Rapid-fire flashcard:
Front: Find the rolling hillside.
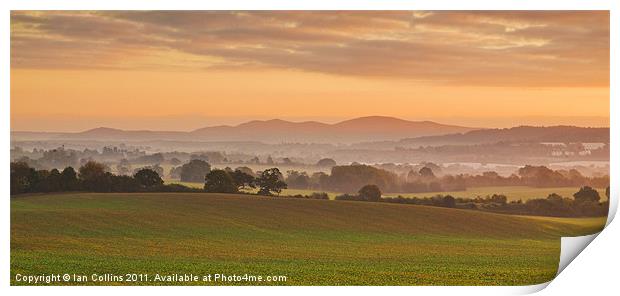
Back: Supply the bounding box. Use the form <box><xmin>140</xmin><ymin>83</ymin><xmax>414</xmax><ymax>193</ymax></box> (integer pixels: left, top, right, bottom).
<box><xmin>397</xmin><ymin>126</ymin><xmax>610</xmax><ymax>146</ymax></box>
<box><xmin>11</xmin><ymin>193</ymin><xmax>605</xmax><ymax>285</ymax></box>
<box><xmin>11</xmin><ymin>116</ymin><xmax>477</xmax><ymax>144</ymax></box>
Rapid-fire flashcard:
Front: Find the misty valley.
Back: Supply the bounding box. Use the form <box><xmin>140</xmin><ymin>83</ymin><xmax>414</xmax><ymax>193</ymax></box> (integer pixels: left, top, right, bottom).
<box><xmin>11</xmin><ymin>117</ymin><xmax>610</xmax><ymax>218</ymax></box>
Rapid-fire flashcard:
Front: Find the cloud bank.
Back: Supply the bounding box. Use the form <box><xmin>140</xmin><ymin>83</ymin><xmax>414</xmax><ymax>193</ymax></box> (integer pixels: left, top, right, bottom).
<box><xmin>11</xmin><ymin>11</ymin><xmax>609</xmax><ymax>87</ymax></box>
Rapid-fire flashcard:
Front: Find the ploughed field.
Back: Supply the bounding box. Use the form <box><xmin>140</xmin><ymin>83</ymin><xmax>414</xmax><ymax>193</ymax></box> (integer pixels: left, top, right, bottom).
<box><xmin>11</xmin><ymin>193</ymin><xmax>606</xmax><ymax>285</ymax></box>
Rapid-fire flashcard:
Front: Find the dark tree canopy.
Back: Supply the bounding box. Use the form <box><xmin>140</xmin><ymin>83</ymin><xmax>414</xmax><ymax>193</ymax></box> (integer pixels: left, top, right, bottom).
<box><xmin>79</xmin><ymin>161</ymin><xmax>107</xmax><ymax>191</ymax></box>
<box><xmin>235</xmin><ymin>166</ymin><xmax>255</xmax><ymax>177</ymax></box>
<box><xmin>133</xmin><ymin>168</ymin><xmax>164</xmax><ymax>188</ymax></box>
<box><xmin>10</xmin><ymin>161</ymin><xmax>37</xmax><ymax>194</ymax></box>
<box><xmin>230</xmin><ymin>169</ymin><xmax>256</xmax><ymax>190</ymax></box>
<box><xmin>256</xmin><ymin>168</ymin><xmax>287</xmax><ymax>196</ymax></box>
<box><xmin>60</xmin><ymin>166</ymin><xmax>79</xmax><ymax>191</ymax></box>
<box><xmin>443</xmin><ymin>195</ymin><xmax>456</xmax><ymax>208</ymax></box>
<box><xmin>358</xmin><ymin>184</ymin><xmax>381</xmax><ymax>202</ymax></box>
<box><xmin>573</xmin><ymin>186</ymin><xmax>601</xmax><ymax>203</ymax></box>
<box><xmin>180</xmin><ymin>159</ymin><xmax>211</xmax><ymax>183</ymax></box>
<box><xmin>204</xmin><ymin>170</ymin><xmax>238</xmax><ymax>193</ymax></box>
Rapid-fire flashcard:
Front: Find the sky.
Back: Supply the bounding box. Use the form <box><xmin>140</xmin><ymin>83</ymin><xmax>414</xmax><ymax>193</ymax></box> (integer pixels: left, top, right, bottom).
<box><xmin>10</xmin><ymin>11</ymin><xmax>610</xmax><ymax>132</ymax></box>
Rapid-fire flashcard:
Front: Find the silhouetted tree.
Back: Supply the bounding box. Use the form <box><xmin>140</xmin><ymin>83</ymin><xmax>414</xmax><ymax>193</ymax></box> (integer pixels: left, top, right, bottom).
<box><xmin>573</xmin><ymin>186</ymin><xmax>600</xmax><ymax>203</ymax></box>
<box><xmin>257</xmin><ymin>168</ymin><xmax>287</xmax><ymax>196</ymax></box>
<box><xmin>133</xmin><ymin>164</ymin><xmax>164</xmax><ymax>178</ymax></box>
<box><xmin>443</xmin><ymin>195</ymin><xmax>456</xmax><ymax>208</ymax></box>
<box><xmin>60</xmin><ymin>166</ymin><xmax>79</xmax><ymax>191</ymax></box>
<box><xmin>204</xmin><ymin>170</ymin><xmax>238</xmax><ymax>193</ymax></box>
<box><xmin>41</xmin><ymin>168</ymin><xmax>63</xmax><ymax>192</ymax></box>
<box><xmin>79</xmin><ymin>161</ymin><xmax>107</xmax><ymax>191</ymax></box>
<box><xmin>230</xmin><ymin>169</ymin><xmax>256</xmax><ymax>190</ymax></box>
<box><xmin>358</xmin><ymin>184</ymin><xmax>381</xmax><ymax>202</ymax></box>
<box><xmin>235</xmin><ymin>166</ymin><xmax>255</xmax><ymax>177</ymax></box>
<box><xmin>134</xmin><ymin>168</ymin><xmax>164</xmax><ymax>188</ymax></box>
<box><xmin>10</xmin><ymin>161</ymin><xmax>37</xmax><ymax>194</ymax></box>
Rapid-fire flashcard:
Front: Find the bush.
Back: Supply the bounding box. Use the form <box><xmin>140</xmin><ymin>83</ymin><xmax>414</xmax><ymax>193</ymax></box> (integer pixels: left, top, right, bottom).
<box><xmin>358</xmin><ymin>184</ymin><xmax>381</xmax><ymax>202</ymax></box>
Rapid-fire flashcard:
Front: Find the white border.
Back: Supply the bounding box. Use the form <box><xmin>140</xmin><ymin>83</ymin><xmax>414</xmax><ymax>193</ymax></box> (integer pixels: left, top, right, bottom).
<box><xmin>2</xmin><ymin>1</ymin><xmax>617</xmax><ymax>295</ymax></box>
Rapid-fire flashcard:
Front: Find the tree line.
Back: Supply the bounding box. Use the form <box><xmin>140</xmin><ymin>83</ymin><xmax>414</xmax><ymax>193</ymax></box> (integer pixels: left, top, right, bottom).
<box><xmin>334</xmin><ymin>184</ymin><xmax>609</xmax><ymax>217</ymax></box>
<box><xmin>284</xmin><ymin>164</ymin><xmax>609</xmax><ymax>194</ymax></box>
<box><xmin>10</xmin><ymin>161</ymin><xmax>288</xmax><ymax>196</ymax></box>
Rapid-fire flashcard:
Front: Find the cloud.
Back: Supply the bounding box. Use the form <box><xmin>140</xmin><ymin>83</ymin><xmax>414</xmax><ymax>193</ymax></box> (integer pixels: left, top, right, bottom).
<box><xmin>10</xmin><ymin>11</ymin><xmax>609</xmax><ymax>87</ymax></box>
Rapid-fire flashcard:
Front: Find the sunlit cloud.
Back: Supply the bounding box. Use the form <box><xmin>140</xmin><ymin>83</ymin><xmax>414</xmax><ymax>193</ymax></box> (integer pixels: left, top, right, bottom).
<box><xmin>10</xmin><ymin>11</ymin><xmax>609</xmax><ymax>87</ymax></box>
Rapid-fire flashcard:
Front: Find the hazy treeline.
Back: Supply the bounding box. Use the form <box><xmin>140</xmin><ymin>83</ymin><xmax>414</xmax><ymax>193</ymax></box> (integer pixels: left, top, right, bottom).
<box><xmin>11</xmin><ymin>160</ymin><xmax>609</xmax><ymax>217</ymax></box>
<box><xmin>10</xmin><ymin>146</ymin><xmax>331</xmax><ymax>175</ymax></box>
<box><xmin>285</xmin><ymin>164</ymin><xmax>609</xmax><ymax>194</ymax></box>
<box><xmin>11</xmin><ymin>137</ymin><xmax>610</xmax><ymax>178</ymax></box>
<box><xmin>336</xmin><ymin>184</ymin><xmax>609</xmax><ymax>217</ymax></box>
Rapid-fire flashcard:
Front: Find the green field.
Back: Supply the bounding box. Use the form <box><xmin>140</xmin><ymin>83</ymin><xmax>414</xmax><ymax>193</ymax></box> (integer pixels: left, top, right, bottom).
<box><xmin>11</xmin><ymin>193</ymin><xmax>606</xmax><ymax>285</ymax></box>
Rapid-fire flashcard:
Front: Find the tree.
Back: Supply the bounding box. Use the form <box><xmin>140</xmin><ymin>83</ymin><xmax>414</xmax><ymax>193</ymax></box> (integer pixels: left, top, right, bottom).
<box><xmin>133</xmin><ymin>164</ymin><xmax>164</xmax><ymax>178</ymax></box>
<box><xmin>230</xmin><ymin>169</ymin><xmax>255</xmax><ymax>190</ymax></box>
<box><xmin>358</xmin><ymin>184</ymin><xmax>381</xmax><ymax>202</ymax></box>
<box><xmin>10</xmin><ymin>161</ymin><xmax>37</xmax><ymax>194</ymax></box>
<box><xmin>43</xmin><ymin>168</ymin><xmax>63</xmax><ymax>192</ymax></box>
<box><xmin>134</xmin><ymin>168</ymin><xmax>164</xmax><ymax>188</ymax></box>
<box><xmin>60</xmin><ymin>166</ymin><xmax>79</xmax><ymax>191</ymax></box>
<box><xmin>204</xmin><ymin>170</ymin><xmax>238</xmax><ymax>193</ymax></box>
<box><xmin>573</xmin><ymin>186</ymin><xmax>600</xmax><ymax>203</ymax></box>
<box><xmin>443</xmin><ymin>195</ymin><xmax>456</xmax><ymax>208</ymax></box>
<box><xmin>285</xmin><ymin>170</ymin><xmax>310</xmax><ymax>189</ymax></box>
<box><xmin>235</xmin><ymin>166</ymin><xmax>255</xmax><ymax>177</ymax></box>
<box><xmin>79</xmin><ymin>161</ymin><xmax>107</xmax><ymax>191</ymax></box>
<box><xmin>328</xmin><ymin>164</ymin><xmax>398</xmax><ymax>193</ymax></box>
<box><xmin>310</xmin><ymin>172</ymin><xmax>330</xmax><ymax>189</ymax></box>
<box><xmin>418</xmin><ymin>167</ymin><xmax>435</xmax><ymax>178</ymax></box>
<box><xmin>316</xmin><ymin>158</ymin><xmax>337</xmax><ymax>167</ymax></box>
<box><xmin>179</xmin><ymin>159</ymin><xmax>211</xmax><ymax>183</ymax></box>
<box><xmin>256</xmin><ymin>168</ymin><xmax>287</xmax><ymax>196</ymax></box>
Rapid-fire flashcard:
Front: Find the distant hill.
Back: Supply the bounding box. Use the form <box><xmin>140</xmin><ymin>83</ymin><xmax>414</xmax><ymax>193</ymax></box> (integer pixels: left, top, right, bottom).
<box><xmin>395</xmin><ymin>126</ymin><xmax>610</xmax><ymax>147</ymax></box>
<box><xmin>12</xmin><ymin>116</ymin><xmax>478</xmax><ymax>144</ymax></box>
<box><xmin>189</xmin><ymin>116</ymin><xmax>477</xmax><ymax>143</ymax></box>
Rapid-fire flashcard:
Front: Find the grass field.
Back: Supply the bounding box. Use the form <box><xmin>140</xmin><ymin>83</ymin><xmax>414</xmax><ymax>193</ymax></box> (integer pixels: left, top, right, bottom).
<box><xmin>11</xmin><ymin>193</ymin><xmax>606</xmax><ymax>286</ymax></box>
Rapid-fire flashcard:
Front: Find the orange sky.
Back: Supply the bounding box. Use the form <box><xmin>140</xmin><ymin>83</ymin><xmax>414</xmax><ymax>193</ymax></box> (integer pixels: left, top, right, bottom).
<box><xmin>10</xmin><ymin>11</ymin><xmax>610</xmax><ymax>131</ymax></box>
